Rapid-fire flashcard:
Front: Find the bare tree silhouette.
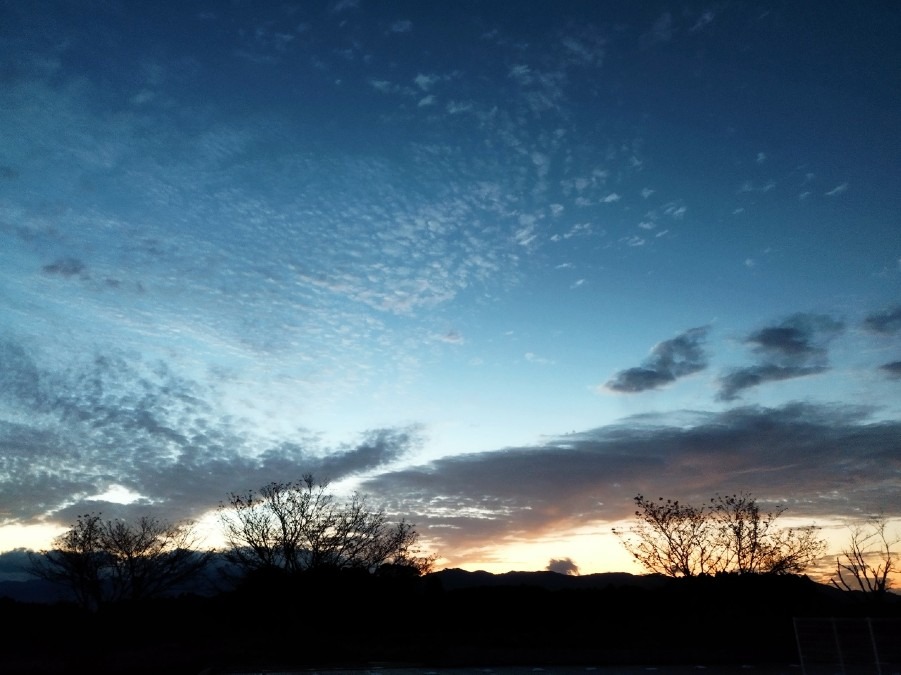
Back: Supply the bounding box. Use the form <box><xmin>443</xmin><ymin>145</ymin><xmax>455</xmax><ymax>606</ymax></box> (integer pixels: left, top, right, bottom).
<box><xmin>832</xmin><ymin>517</ymin><xmax>897</xmax><ymax>599</ymax></box>
<box><xmin>218</xmin><ymin>474</ymin><xmax>435</xmax><ymax>577</ymax></box>
<box><xmin>614</xmin><ymin>493</ymin><xmax>824</xmax><ymax>577</ymax></box>
<box><xmin>29</xmin><ymin>513</ymin><xmax>211</xmax><ymax>610</ymax></box>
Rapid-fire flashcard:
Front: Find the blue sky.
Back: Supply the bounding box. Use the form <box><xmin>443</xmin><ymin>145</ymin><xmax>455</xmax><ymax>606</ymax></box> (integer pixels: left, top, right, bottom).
<box><xmin>1</xmin><ymin>1</ymin><xmax>900</xmax><ymax>575</ymax></box>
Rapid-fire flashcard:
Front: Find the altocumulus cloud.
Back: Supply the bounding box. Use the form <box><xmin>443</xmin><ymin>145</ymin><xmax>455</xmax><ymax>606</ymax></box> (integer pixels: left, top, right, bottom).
<box><xmin>604</xmin><ymin>326</ymin><xmax>708</xmax><ymax>393</ymax></box>
<box><xmin>718</xmin><ymin>313</ymin><xmax>844</xmax><ymax>400</ymax></box>
<box><xmin>0</xmin><ymin>336</ymin><xmax>419</xmax><ymax>528</ymax></box>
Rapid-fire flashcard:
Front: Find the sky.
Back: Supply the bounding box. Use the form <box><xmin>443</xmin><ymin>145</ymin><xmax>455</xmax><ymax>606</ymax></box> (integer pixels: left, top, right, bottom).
<box><xmin>1</xmin><ymin>1</ymin><xmax>900</xmax><ymax>577</ymax></box>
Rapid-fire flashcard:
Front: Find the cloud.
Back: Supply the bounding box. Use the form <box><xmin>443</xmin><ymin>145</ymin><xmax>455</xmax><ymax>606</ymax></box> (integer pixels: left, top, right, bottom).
<box><xmin>879</xmin><ymin>361</ymin><xmax>901</xmax><ymax>379</ymax></box>
<box><xmin>825</xmin><ymin>182</ymin><xmax>848</xmax><ymax>196</ymax></box>
<box><xmin>547</xmin><ymin>557</ymin><xmax>579</xmax><ymax>575</ymax></box>
<box><xmin>0</xmin><ymin>338</ymin><xmax>417</xmax><ymax>528</ymax></box>
<box><xmin>514</xmin><ymin>225</ymin><xmax>537</xmax><ymax>247</ymax></box>
<box><xmin>662</xmin><ymin>206</ymin><xmax>684</xmax><ymax>221</ymax></box>
<box><xmin>605</xmin><ymin>327</ymin><xmax>709</xmax><ymax>393</ymax></box>
<box><xmin>747</xmin><ymin>314</ymin><xmax>844</xmax><ymax>360</ymax></box>
<box><xmin>561</xmin><ymin>37</ymin><xmax>604</xmax><ymax>67</ymax></box>
<box><xmin>42</xmin><ymin>257</ymin><xmax>86</xmax><ymax>277</ymax></box>
<box><xmin>414</xmin><ymin>73</ymin><xmax>439</xmax><ymax>91</ymax></box>
<box><xmin>863</xmin><ymin>306</ymin><xmax>901</xmax><ymax>335</ymax></box>
<box><xmin>434</xmin><ymin>330</ymin><xmax>464</xmax><ymax>345</ymax></box>
<box><xmin>640</xmin><ymin>12</ymin><xmax>674</xmax><ymax>48</ymax></box>
<box><xmin>717</xmin><ymin>313</ymin><xmax>844</xmax><ymax>400</ymax></box>
<box><xmin>690</xmin><ymin>10</ymin><xmax>715</xmax><ymax>32</ymax></box>
<box><xmin>652</xmin><ymin>201</ymin><xmax>686</xmax><ymax>219</ymax></box>
<box><xmin>446</xmin><ymin>100</ymin><xmax>473</xmax><ymax>114</ymax></box>
<box><xmin>508</xmin><ymin>64</ymin><xmax>532</xmax><ymax>85</ymax></box>
<box><xmin>363</xmin><ymin>403</ymin><xmax>901</xmax><ymax>567</ymax></box>
<box><xmin>390</xmin><ymin>20</ymin><xmax>412</xmax><ymax>33</ymax></box>
<box><xmin>369</xmin><ymin>79</ymin><xmax>397</xmax><ymax>93</ymax></box>
<box><xmin>331</xmin><ymin>0</ymin><xmax>359</xmax><ymax>12</ymax></box>
<box><xmin>524</xmin><ymin>352</ymin><xmax>554</xmax><ymax>366</ymax></box>
<box><xmin>718</xmin><ymin>365</ymin><xmax>827</xmax><ymax>401</ymax></box>
<box><xmin>318</xmin><ymin>427</ymin><xmax>421</xmax><ymax>480</ymax></box>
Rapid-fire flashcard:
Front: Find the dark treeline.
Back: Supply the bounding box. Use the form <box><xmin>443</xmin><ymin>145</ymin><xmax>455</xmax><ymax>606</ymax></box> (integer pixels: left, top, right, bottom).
<box><xmin>1</xmin><ymin>568</ymin><xmax>899</xmax><ymax>674</ymax></box>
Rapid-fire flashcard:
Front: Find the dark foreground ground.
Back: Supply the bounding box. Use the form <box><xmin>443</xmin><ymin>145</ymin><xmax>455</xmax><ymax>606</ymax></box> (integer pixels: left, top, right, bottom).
<box><xmin>2</xmin><ymin>570</ymin><xmax>898</xmax><ymax>675</ymax></box>
<box><xmin>206</xmin><ymin>666</ymin><xmax>808</xmax><ymax>675</ymax></box>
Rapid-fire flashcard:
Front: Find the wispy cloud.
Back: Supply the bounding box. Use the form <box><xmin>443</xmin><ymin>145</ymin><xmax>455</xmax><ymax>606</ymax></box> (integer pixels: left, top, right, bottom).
<box><xmin>390</xmin><ymin>20</ymin><xmax>413</xmax><ymax>33</ymax></box>
<box><xmin>508</xmin><ymin>64</ymin><xmax>533</xmax><ymax>85</ymax></box>
<box><xmin>739</xmin><ymin>180</ymin><xmax>776</xmax><ymax>193</ymax></box>
<box><xmin>369</xmin><ymin>79</ymin><xmax>398</xmax><ymax>93</ymax></box>
<box><xmin>434</xmin><ymin>330</ymin><xmax>464</xmax><ymax>345</ymax></box>
<box><xmin>561</xmin><ymin>37</ymin><xmax>604</xmax><ymax>67</ymax></box>
<box><xmin>605</xmin><ymin>327</ymin><xmax>709</xmax><ymax>393</ymax></box>
<box><xmin>640</xmin><ymin>12</ymin><xmax>674</xmax><ymax>48</ymax></box>
<box><xmin>331</xmin><ymin>0</ymin><xmax>359</xmax><ymax>12</ymax></box>
<box><xmin>446</xmin><ymin>100</ymin><xmax>474</xmax><ymax>114</ymax></box>
<box><xmin>690</xmin><ymin>10</ymin><xmax>715</xmax><ymax>32</ymax></box>
<box><xmin>661</xmin><ymin>201</ymin><xmax>687</xmax><ymax>219</ymax></box>
<box><xmin>524</xmin><ymin>352</ymin><xmax>554</xmax><ymax>366</ymax></box>
<box><xmin>825</xmin><ymin>182</ymin><xmax>848</xmax><ymax>196</ymax></box>
<box><xmin>414</xmin><ymin>73</ymin><xmax>439</xmax><ymax>90</ymax></box>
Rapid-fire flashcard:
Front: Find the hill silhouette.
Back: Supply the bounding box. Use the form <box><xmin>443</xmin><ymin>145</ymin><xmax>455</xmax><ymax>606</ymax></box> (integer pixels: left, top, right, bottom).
<box><xmin>0</xmin><ymin>567</ymin><xmax>898</xmax><ymax>674</ymax></box>
<box><xmin>427</xmin><ymin>568</ymin><xmax>671</xmax><ymax>591</ymax></box>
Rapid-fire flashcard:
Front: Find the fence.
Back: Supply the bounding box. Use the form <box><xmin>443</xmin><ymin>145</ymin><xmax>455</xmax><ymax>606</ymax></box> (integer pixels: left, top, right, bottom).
<box><xmin>793</xmin><ymin>618</ymin><xmax>901</xmax><ymax>675</ymax></box>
